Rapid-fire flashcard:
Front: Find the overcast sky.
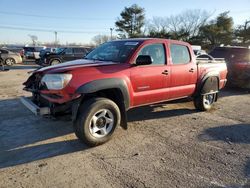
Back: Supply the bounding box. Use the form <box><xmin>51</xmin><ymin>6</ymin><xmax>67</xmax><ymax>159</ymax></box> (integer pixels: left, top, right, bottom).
<box><xmin>0</xmin><ymin>0</ymin><xmax>249</xmax><ymax>45</ymax></box>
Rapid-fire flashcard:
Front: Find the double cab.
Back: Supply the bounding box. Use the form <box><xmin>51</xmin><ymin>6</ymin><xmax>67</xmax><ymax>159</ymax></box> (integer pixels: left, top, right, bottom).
<box><xmin>21</xmin><ymin>38</ymin><xmax>228</xmax><ymax>146</ymax></box>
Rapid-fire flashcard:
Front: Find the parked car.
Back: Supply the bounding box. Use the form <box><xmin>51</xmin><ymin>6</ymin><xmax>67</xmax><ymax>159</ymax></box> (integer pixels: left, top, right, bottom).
<box><xmin>0</xmin><ymin>49</ymin><xmax>23</xmax><ymax>65</ymax></box>
<box><xmin>6</xmin><ymin>48</ymin><xmax>24</xmax><ymax>58</ymax></box>
<box><xmin>21</xmin><ymin>38</ymin><xmax>227</xmax><ymax>146</ymax></box>
<box><xmin>38</xmin><ymin>47</ymin><xmax>92</xmax><ymax>66</ymax></box>
<box><xmin>23</xmin><ymin>46</ymin><xmax>46</xmax><ymax>60</ymax></box>
<box><xmin>209</xmin><ymin>46</ymin><xmax>250</xmax><ymax>88</ymax></box>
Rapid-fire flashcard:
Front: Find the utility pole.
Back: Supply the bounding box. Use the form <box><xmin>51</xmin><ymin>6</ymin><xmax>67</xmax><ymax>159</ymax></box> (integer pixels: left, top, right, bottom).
<box><xmin>110</xmin><ymin>28</ymin><xmax>114</xmax><ymax>40</ymax></box>
<box><xmin>54</xmin><ymin>31</ymin><xmax>58</xmax><ymax>47</ymax></box>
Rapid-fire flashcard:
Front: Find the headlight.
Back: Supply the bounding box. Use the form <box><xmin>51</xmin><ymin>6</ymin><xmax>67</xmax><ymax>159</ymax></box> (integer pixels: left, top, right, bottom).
<box><xmin>41</xmin><ymin>74</ymin><xmax>72</xmax><ymax>90</ymax></box>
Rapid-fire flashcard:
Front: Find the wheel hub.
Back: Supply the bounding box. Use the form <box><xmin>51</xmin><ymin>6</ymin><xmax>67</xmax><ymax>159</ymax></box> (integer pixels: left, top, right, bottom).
<box><xmin>96</xmin><ymin>117</ymin><xmax>106</xmax><ymax>128</ymax></box>
<box><xmin>89</xmin><ymin>109</ymin><xmax>114</xmax><ymax>138</ymax></box>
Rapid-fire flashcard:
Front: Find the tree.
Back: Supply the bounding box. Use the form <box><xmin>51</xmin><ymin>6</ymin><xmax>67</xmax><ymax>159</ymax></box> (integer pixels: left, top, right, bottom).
<box><xmin>92</xmin><ymin>34</ymin><xmax>110</xmax><ymax>46</ymax></box>
<box><xmin>115</xmin><ymin>4</ymin><xmax>145</xmax><ymax>38</ymax></box>
<box><xmin>146</xmin><ymin>9</ymin><xmax>211</xmax><ymax>42</ymax></box>
<box><xmin>235</xmin><ymin>19</ymin><xmax>250</xmax><ymax>45</ymax></box>
<box><xmin>200</xmin><ymin>11</ymin><xmax>233</xmax><ymax>46</ymax></box>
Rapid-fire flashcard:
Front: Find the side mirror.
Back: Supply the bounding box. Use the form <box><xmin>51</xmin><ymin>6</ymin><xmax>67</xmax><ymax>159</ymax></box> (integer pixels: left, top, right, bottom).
<box><xmin>136</xmin><ymin>55</ymin><xmax>152</xmax><ymax>65</ymax></box>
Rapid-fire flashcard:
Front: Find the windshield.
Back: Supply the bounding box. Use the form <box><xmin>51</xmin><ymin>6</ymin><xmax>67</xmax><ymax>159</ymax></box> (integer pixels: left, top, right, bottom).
<box><xmin>85</xmin><ymin>41</ymin><xmax>141</xmax><ymax>63</ymax></box>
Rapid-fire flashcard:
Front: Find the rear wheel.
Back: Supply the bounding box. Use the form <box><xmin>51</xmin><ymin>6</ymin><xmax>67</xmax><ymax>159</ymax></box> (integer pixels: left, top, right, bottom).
<box><xmin>5</xmin><ymin>58</ymin><xmax>16</xmax><ymax>66</ymax></box>
<box><xmin>194</xmin><ymin>93</ymin><xmax>216</xmax><ymax>111</ymax></box>
<box><xmin>74</xmin><ymin>97</ymin><xmax>120</xmax><ymax>146</ymax></box>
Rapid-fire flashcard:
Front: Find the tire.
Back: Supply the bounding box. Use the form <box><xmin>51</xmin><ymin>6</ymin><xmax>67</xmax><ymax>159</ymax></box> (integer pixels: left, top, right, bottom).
<box><xmin>194</xmin><ymin>93</ymin><xmax>216</xmax><ymax>111</ymax></box>
<box><xmin>74</xmin><ymin>97</ymin><xmax>121</xmax><ymax>146</ymax></box>
<box><xmin>5</xmin><ymin>58</ymin><xmax>16</xmax><ymax>66</ymax></box>
<box><xmin>50</xmin><ymin>59</ymin><xmax>61</xmax><ymax>66</ymax></box>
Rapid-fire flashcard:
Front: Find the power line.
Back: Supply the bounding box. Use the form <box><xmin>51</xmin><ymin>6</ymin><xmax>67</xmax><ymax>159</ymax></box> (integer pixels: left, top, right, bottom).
<box><xmin>0</xmin><ymin>25</ymin><xmax>109</xmax><ymax>34</ymax></box>
<box><xmin>0</xmin><ymin>11</ymin><xmax>114</xmax><ymax>21</ymax></box>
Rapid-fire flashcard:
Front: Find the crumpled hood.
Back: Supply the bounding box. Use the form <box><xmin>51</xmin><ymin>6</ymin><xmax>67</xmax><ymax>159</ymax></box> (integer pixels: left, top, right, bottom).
<box><xmin>35</xmin><ymin>59</ymin><xmax>117</xmax><ymax>73</ymax></box>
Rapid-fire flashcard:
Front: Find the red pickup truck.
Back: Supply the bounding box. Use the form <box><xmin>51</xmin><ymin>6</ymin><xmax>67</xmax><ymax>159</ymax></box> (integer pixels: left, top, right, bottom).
<box><xmin>21</xmin><ymin>38</ymin><xmax>227</xmax><ymax>146</ymax></box>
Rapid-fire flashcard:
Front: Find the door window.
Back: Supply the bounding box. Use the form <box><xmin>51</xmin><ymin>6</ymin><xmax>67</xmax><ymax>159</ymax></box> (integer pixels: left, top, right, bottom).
<box><xmin>74</xmin><ymin>48</ymin><xmax>86</xmax><ymax>54</ymax></box>
<box><xmin>170</xmin><ymin>44</ymin><xmax>191</xmax><ymax>64</ymax></box>
<box><xmin>138</xmin><ymin>44</ymin><xmax>166</xmax><ymax>65</ymax></box>
<box><xmin>65</xmin><ymin>48</ymin><xmax>73</xmax><ymax>54</ymax></box>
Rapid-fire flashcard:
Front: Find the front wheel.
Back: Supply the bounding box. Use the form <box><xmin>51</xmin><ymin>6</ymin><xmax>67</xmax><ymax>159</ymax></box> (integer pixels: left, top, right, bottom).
<box><xmin>74</xmin><ymin>98</ymin><xmax>121</xmax><ymax>146</ymax></box>
<box><xmin>194</xmin><ymin>93</ymin><xmax>216</xmax><ymax>111</ymax></box>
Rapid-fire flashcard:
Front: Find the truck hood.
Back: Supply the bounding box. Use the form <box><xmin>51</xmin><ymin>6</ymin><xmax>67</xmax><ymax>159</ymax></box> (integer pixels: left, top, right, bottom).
<box><xmin>35</xmin><ymin>59</ymin><xmax>117</xmax><ymax>73</ymax></box>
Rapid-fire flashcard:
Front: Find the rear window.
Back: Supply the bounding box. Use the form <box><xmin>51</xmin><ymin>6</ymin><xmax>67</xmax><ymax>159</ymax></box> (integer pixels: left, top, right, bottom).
<box><xmin>170</xmin><ymin>44</ymin><xmax>191</xmax><ymax>64</ymax></box>
<box><xmin>230</xmin><ymin>49</ymin><xmax>250</xmax><ymax>62</ymax></box>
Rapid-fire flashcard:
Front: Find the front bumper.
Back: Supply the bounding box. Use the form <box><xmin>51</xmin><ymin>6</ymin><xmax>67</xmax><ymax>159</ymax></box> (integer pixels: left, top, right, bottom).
<box><xmin>20</xmin><ymin>97</ymin><xmax>50</xmax><ymax>115</ymax></box>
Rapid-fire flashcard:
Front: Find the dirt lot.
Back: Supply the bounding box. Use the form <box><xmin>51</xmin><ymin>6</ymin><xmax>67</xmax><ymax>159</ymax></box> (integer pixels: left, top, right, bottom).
<box><xmin>0</xmin><ymin>64</ymin><xmax>250</xmax><ymax>188</ymax></box>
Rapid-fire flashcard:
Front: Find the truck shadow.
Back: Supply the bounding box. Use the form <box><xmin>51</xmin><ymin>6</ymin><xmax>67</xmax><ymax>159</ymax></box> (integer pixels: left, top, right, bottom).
<box><xmin>219</xmin><ymin>87</ymin><xmax>250</xmax><ymax>98</ymax></box>
<box><xmin>0</xmin><ymin>98</ymin><xmax>88</xmax><ymax>169</ymax></box>
<box><xmin>128</xmin><ymin>99</ymin><xmax>196</xmax><ymax>122</ymax></box>
<box><xmin>0</xmin><ymin>98</ymin><xmax>196</xmax><ymax>169</ymax></box>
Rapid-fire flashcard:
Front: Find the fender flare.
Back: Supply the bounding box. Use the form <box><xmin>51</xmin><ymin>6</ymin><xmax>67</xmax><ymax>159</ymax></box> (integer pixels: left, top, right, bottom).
<box><xmin>76</xmin><ymin>78</ymin><xmax>130</xmax><ymax>110</ymax></box>
<box><xmin>195</xmin><ymin>71</ymin><xmax>220</xmax><ymax>96</ymax></box>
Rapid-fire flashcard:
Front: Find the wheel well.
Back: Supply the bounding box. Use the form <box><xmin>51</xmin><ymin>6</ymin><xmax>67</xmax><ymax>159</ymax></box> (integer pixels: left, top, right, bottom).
<box><xmin>84</xmin><ymin>88</ymin><xmax>124</xmax><ymax>108</ymax></box>
<box><xmin>82</xmin><ymin>88</ymin><xmax>128</xmax><ymax>129</ymax></box>
<box><xmin>201</xmin><ymin>76</ymin><xmax>219</xmax><ymax>95</ymax></box>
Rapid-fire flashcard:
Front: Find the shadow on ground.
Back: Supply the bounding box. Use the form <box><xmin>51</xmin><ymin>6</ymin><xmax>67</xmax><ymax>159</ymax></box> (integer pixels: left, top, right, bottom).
<box><xmin>0</xmin><ymin>97</ymin><xmax>198</xmax><ymax>169</ymax></box>
<box><xmin>128</xmin><ymin>100</ymin><xmax>196</xmax><ymax>122</ymax></box>
<box><xmin>219</xmin><ymin>87</ymin><xmax>250</xmax><ymax>98</ymax></box>
<box><xmin>0</xmin><ymin>87</ymin><xmax>248</xmax><ymax>169</ymax></box>
<box><xmin>8</xmin><ymin>64</ymin><xmax>40</xmax><ymax>70</ymax></box>
<box><xmin>0</xmin><ymin>98</ymin><xmax>88</xmax><ymax>169</ymax></box>
<box><xmin>198</xmin><ymin>124</ymin><xmax>250</xmax><ymax>144</ymax></box>
<box><xmin>199</xmin><ymin>124</ymin><xmax>250</xmax><ymax>188</ymax></box>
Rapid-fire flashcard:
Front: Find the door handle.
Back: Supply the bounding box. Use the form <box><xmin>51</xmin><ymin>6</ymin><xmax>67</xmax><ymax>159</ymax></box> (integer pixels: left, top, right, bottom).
<box><xmin>189</xmin><ymin>68</ymin><xmax>194</xmax><ymax>72</ymax></box>
<box><xmin>162</xmin><ymin>70</ymin><xmax>169</xmax><ymax>75</ymax></box>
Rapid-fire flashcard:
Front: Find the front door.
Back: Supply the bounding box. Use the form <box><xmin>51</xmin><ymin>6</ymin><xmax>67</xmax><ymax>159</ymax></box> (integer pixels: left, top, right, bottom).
<box><xmin>130</xmin><ymin>43</ymin><xmax>170</xmax><ymax>107</ymax></box>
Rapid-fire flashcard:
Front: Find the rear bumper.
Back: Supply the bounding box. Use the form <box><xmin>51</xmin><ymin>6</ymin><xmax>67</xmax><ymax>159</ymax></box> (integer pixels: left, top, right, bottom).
<box><xmin>20</xmin><ymin>96</ymin><xmax>50</xmax><ymax>115</ymax></box>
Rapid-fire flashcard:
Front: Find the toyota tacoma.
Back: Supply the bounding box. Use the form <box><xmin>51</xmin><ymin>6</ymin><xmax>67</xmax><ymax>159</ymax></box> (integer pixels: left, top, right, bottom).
<box><xmin>21</xmin><ymin>38</ymin><xmax>227</xmax><ymax>146</ymax></box>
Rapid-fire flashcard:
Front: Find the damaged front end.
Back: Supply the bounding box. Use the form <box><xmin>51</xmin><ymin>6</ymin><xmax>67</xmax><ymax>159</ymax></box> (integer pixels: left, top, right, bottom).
<box><xmin>21</xmin><ymin>72</ymin><xmax>79</xmax><ymax>117</ymax></box>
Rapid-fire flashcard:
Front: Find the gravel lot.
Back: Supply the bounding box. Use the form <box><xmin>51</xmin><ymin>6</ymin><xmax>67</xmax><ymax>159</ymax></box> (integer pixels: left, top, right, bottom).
<box><xmin>0</xmin><ymin>64</ymin><xmax>250</xmax><ymax>188</ymax></box>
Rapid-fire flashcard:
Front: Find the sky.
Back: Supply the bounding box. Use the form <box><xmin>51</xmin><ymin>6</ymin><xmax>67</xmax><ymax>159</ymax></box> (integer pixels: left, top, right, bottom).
<box><xmin>0</xmin><ymin>0</ymin><xmax>249</xmax><ymax>45</ymax></box>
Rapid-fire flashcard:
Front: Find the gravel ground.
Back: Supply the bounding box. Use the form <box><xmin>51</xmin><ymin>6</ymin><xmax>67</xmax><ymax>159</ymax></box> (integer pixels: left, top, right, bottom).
<box><xmin>0</xmin><ymin>64</ymin><xmax>250</xmax><ymax>188</ymax></box>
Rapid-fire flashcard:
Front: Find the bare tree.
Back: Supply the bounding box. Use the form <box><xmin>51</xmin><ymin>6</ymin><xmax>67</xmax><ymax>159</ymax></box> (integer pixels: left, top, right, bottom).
<box><xmin>92</xmin><ymin>35</ymin><xmax>110</xmax><ymax>46</ymax></box>
<box><xmin>147</xmin><ymin>9</ymin><xmax>212</xmax><ymax>41</ymax></box>
<box><xmin>235</xmin><ymin>19</ymin><xmax>250</xmax><ymax>44</ymax></box>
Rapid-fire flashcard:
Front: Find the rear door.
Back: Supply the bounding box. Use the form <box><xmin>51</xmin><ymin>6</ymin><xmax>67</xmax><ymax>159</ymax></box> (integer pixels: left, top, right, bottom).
<box><xmin>73</xmin><ymin>48</ymin><xmax>86</xmax><ymax>59</ymax></box>
<box><xmin>130</xmin><ymin>42</ymin><xmax>170</xmax><ymax>106</ymax></box>
<box><xmin>168</xmin><ymin>43</ymin><xmax>197</xmax><ymax>99</ymax></box>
